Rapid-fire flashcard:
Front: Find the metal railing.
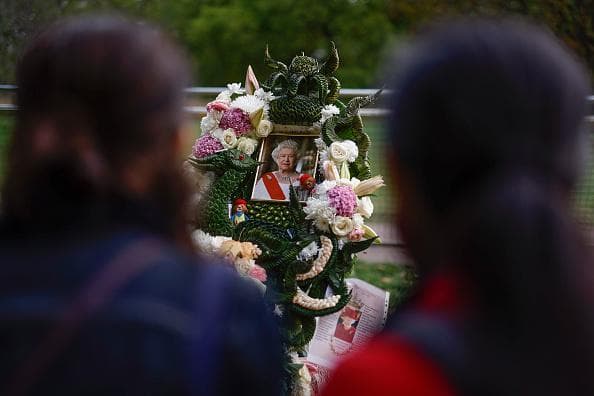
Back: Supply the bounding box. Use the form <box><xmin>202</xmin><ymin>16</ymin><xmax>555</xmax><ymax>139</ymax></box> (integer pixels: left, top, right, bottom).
<box><xmin>1</xmin><ymin>85</ymin><xmax>592</xmax><ymax>121</ymax></box>
<box><xmin>0</xmin><ymin>85</ymin><xmax>391</xmax><ymax>116</ymax></box>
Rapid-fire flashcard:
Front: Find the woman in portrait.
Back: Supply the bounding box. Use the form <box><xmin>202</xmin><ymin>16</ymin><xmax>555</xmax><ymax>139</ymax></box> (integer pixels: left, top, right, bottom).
<box><xmin>253</xmin><ymin>139</ymin><xmax>302</xmax><ymax>201</ymax></box>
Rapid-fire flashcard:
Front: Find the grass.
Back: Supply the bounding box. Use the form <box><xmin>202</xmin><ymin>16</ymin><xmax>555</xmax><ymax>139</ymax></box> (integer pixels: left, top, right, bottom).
<box><xmin>351</xmin><ymin>261</ymin><xmax>417</xmax><ymax>313</ymax></box>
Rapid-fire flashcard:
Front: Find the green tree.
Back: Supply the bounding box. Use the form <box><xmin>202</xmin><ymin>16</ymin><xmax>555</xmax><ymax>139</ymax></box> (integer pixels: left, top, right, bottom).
<box><xmin>385</xmin><ymin>0</ymin><xmax>594</xmax><ymax>77</ymax></box>
<box><xmin>181</xmin><ymin>0</ymin><xmax>395</xmax><ymax>87</ymax></box>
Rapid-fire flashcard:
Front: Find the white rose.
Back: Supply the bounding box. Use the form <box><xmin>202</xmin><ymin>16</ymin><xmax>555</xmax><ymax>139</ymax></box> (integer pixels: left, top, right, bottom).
<box><xmin>236</xmin><ymin>137</ymin><xmax>258</xmax><ymax>155</ymax></box>
<box><xmin>342</xmin><ymin>140</ymin><xmax>359</xmax><ymax>163</ymax></box>
<box><xmin>213</xmin><ymin>128</ymin><xmax>237</xmax><ymax>149</ymax></box>
<box><xmin>255</xmin><ymin>120</ymin><xmax>273</xmax><ymax>138</ymax></box>
<box><xmin>329</xmin><ymin>141</ymin><xmax>349</xmax><ymax>164</ymax></box>
<box><xmin>357</xmin><ymin>196</ymin><xmax>374</xmax><ymax>218</ymax></box>
<box><xmin>331</xmin><ymin>216</ymin><xmax>354</xmax><ymax>236</ymax></box>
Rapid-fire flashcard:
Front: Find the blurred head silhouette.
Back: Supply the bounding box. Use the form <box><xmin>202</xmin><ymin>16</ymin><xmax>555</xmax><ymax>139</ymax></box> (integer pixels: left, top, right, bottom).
<box><xmin>387</xmin><ymin>18</ymin><xmax>594</xmax><ymax>395</ymax></box>
<box><xmin>2</xmin><ymin>16</ymin><xmax>192</xmax><ymax>247</ymax></box>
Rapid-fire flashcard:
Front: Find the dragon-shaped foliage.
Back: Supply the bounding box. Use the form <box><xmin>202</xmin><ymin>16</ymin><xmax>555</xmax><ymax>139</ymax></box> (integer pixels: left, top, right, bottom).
<box><xmin>263</xmin><ymin>42</ymin><xmax>341</xmax><ymax>125</ymax></box>
<box><xmin>322</xmin><ymin>90</ymin><xmax>382</xmax><ymax>180</ymax></box>
<box><xmin>188</xmin><ymin>149</ymin><xmax>259</xmax><ymax>236</ymax></box>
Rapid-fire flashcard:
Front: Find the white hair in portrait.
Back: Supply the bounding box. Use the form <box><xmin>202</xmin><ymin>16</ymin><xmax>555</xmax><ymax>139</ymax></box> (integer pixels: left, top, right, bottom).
<box><xmin>271</xmin><ymin>139</ymin><xmax>300</xmax><ymax>165</ymax></box>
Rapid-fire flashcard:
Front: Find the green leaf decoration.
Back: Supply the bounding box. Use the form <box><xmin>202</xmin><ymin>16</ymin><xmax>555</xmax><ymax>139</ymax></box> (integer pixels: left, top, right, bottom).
<box><xmin>345</xmin><ymin>236</ymin><xmax>379</xmax><ymax>254</ymax></box>
<box><xmin>320</xmin><ymin>41</ymin><xmax>339</xmax><ymax>77</ymax></box>
<box><xmin>285</xmin><ymin>314</ymin><xmax>316</xmax><ymax>349</ymax></box>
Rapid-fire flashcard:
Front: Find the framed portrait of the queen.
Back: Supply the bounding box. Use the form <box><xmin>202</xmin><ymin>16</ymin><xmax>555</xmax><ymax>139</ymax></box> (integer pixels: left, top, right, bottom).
<box><xmin>251</xmin><ymin>133</ymin><xmax>319</xmax><ymax>203</ymax></box>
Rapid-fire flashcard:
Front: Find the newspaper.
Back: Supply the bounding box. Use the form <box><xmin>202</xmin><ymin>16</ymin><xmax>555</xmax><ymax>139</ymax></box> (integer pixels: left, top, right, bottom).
<box><xmin>305</xmin><ymin>278</ymin><xmax>389</xmax><ymax>392</ymax></box>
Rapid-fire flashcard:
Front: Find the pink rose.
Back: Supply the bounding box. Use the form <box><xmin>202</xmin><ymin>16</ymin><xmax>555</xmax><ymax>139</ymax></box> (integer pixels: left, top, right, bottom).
<box><xmin>348</xmin><ymin>227</ymin><xmax>364</xmax><ymax>242</ymax></box>
<box><xmin>248</xmin><ymin>264</ymin><xmax>267</xmax><ymax>282</ymax></box>
<box><xmin>206</xmin><ymin>101</ymin><xmax>230</xmax><ymax>112</ymax></box>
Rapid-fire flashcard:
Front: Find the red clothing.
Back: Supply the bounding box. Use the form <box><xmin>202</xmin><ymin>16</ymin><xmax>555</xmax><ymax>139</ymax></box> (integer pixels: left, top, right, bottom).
<box><xmin>322</xmin><ymin>272</ymin><xmax>469</xmax><ymax>396</ymax></box>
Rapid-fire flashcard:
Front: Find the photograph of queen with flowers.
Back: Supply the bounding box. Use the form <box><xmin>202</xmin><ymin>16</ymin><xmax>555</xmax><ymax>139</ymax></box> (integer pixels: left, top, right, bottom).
<box><xmin>252</xmin><ymin>135</ymin><xmax>318</xmax><ymax>202</ymax></box>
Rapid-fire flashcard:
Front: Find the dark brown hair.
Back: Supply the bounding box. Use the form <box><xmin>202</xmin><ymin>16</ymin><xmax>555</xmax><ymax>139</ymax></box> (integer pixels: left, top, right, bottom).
<box><xmin>388</xmin><ymin>18</ymin><xmax>594</xmax><ymax>395</ymax></box>
<box><xmin>2</xmin><ymin>16</ymin><xmax>193</xmax><ymax>249</ymax></box>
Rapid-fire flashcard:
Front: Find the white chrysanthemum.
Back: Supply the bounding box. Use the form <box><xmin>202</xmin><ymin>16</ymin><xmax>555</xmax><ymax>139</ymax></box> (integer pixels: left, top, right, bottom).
<box><xmin>231</xmin><ymin>94</ymin><xmax>269</xmax><ymax>117</ymax></box>
<box><xmin>352</xmin><ymin>213</ymin><xmax>365</xmax><ymax>227</ymax></box>
<box><xmin>297</xmin><ymin>241</ymin><xmax>320</xmax><ymax>262</ymax></box>
<box><xmin>342</xmin><ymin>140</ymin><xmax>359</xmax><ymax>162</ymax></box>
<box><xmin>315</xmin><ymin>180</ymin><xmax>338</xmax><ymax>197</ymax></box>
<box><xmin>303</xmin><ymin>197</ymin><xmax>336</xmax><ymax>232</ymax></box>
<box><xmin>254</xmin><ymin>88</ymin><xmax>275</xmax><ymax>102</ymax></box>
<box><xmin>319</xmin><ymin>104</ymin><xmax>340</xmax><ymax>124</ymax></box>
<box><xmin>200</xmin><ymin>114</ymin><xmax>219</xmax><ymax>134</ymax></box>
<box><xmin>226</xmin><ymin>82</ymin><xmax>245</xmax><ymax>95</ymax></box>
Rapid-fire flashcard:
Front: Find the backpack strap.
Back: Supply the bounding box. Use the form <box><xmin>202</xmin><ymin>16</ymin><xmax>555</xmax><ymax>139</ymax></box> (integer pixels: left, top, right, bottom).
<box><xmin>6</xmin><ymin>236</ymin><xmax>171</xmax><ymax>396</ymax></box>
<box><xmin>386</xmin><ymin>311</ymin><xmax>470</xmax><ymax>393</ymax></box>
<box><xmin>189</xmin><ymin>265</ymin><xmax>232</xmax><ymax>395</ymax></box>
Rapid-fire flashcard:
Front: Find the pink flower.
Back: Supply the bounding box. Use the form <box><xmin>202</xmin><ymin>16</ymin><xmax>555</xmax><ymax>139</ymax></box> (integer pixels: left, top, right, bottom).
<box><xmin>219</xmin><ymin>108</ymin><xmax>252</xmax><ymax>136</ymax></box>
<box><xmin>327</xmin><ymin>185</ymin><xmax>357</xmax><ymax>217</ymax></box>
<box><xmin>193</xmin><ymin>134</ymin><xmax>223</xmax><ymax>158</ymax></box>
<box><xmin>348</xmin><ymin>227</ymin><xmax>364</xmax><ymax>242</ymax></box>
<box><xmin>206</xmin><ymin>100</ymin><xmax>230</xmax><ymax>112</ymax></box>
<box><xmin>248</xmin><ymin>264</ymin><xmax>267</xmax><ymax>282</ymax></box>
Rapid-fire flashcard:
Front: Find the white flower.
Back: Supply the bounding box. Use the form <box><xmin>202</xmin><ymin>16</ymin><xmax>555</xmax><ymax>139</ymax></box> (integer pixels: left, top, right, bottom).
<box><xmin>297</xmin><ymin>241</ymin><xmax>320</xmax><ymax>262</ymax></box>
<box><xmin>303</xmin><ymin>197</ymin><xmax>336</xmax><ymax>232</ymax></box>
<box><xmin>200</xmin><ymin>114</ymin><xmax>219</xmax><ymax>134</ymax></box>
<box><xmin>192</xmin><ymin>229</ymin><xmax>231</xmax><ymax>254</ymax></box>
<box><xmin>342</xmin><ymin>140</ymin><xmax>359</xmax><ymax>163</ymax></box>
<box><xmin>331</xmin><ymin>216</ymin><xmax>354</xmax><ymax>236</ymax></box>
<box><xmin>315</xmin><ymin>180</ymin><xmax>337</xmax><ymax>197</ymax></box>
<box><xmin>319</xmin><ymin>104</ymin><xmax>340</xmax><ymax>124</ymax></box>
<box><xmin>213</xmin><ymin>128</ymin><xmax>238</xmax><ymax>149</ymax></box>
<box><xmin>314</xmin><ymin>138</ymin><xmax>328</xmax><ymax>151</ymax></box>
<box><xmin>321</xmin><ymin>160</ymin><xmax>337</xmax><ymax>181</ymax></box>
<box><xmin>231</xmin><ymin>94</ymin><xmax>268</xmax><ymax>115</ymax></box>
<box><xmin>328</xmin><ymin>141</ymin><xmax>350</xmax><ymax>164</ymax></box>
<box><xmin>216</xmin><ymin>90</ymin><xmax>232</xmax><ymax>103</ymax></box>
<box><xmin>353</xmin><ymin>175</ymin><xmax>385</xmax><ymax>196</ymax></box>
<box><xmin>357</xmin><ymin>196</ymin><xmax>374</xmax><ymax>218</ymax></box>
<box><xmin>352</xmin><ymin>213</ymin><xmax>365</xmax><ymax>227</ymax></box>
<box><xmin>236</xmin><ymin>137</ymin><xmax>258</xmax><ymax>155</ymax></box>
<box><xmin>255</xmin><ymin>119</ymin><xmax>273</xmax><ymax>138</ymax></box>
<box><xmin>254</xmin><ymin>88</ymin><xmax>275</xmax><ymax>102</ymax></box>
<box><xmin>273</xmin><ymin>304</ymin><xmax>284</xmax><ymax>317</ymax></box>
<box><xmin>226</xmin><ymin>82</ymin><xmax>245</xmax><ymax>95</ymax></box>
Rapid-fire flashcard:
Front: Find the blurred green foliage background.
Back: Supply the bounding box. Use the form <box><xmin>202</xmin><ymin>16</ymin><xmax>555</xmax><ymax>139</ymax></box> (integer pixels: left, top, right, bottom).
<box><xmin>1</xmin><ymin>0</ymin><xmax>593</xmax><ymax>86</ymax></box>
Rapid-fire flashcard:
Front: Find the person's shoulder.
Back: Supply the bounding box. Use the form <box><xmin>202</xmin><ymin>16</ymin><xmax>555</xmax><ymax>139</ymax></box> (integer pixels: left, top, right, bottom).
<box><xmin>322</xmin><ymin>334</ymin><xmax>456</xmax><ymax>396</ymax></box>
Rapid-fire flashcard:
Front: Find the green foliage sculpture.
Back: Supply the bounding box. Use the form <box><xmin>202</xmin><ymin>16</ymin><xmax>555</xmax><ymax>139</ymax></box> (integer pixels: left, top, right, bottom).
<box><xmin>188</xmin><ymin>44</ymin><xmax>384</xmax><ymax>395</ymax></box>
